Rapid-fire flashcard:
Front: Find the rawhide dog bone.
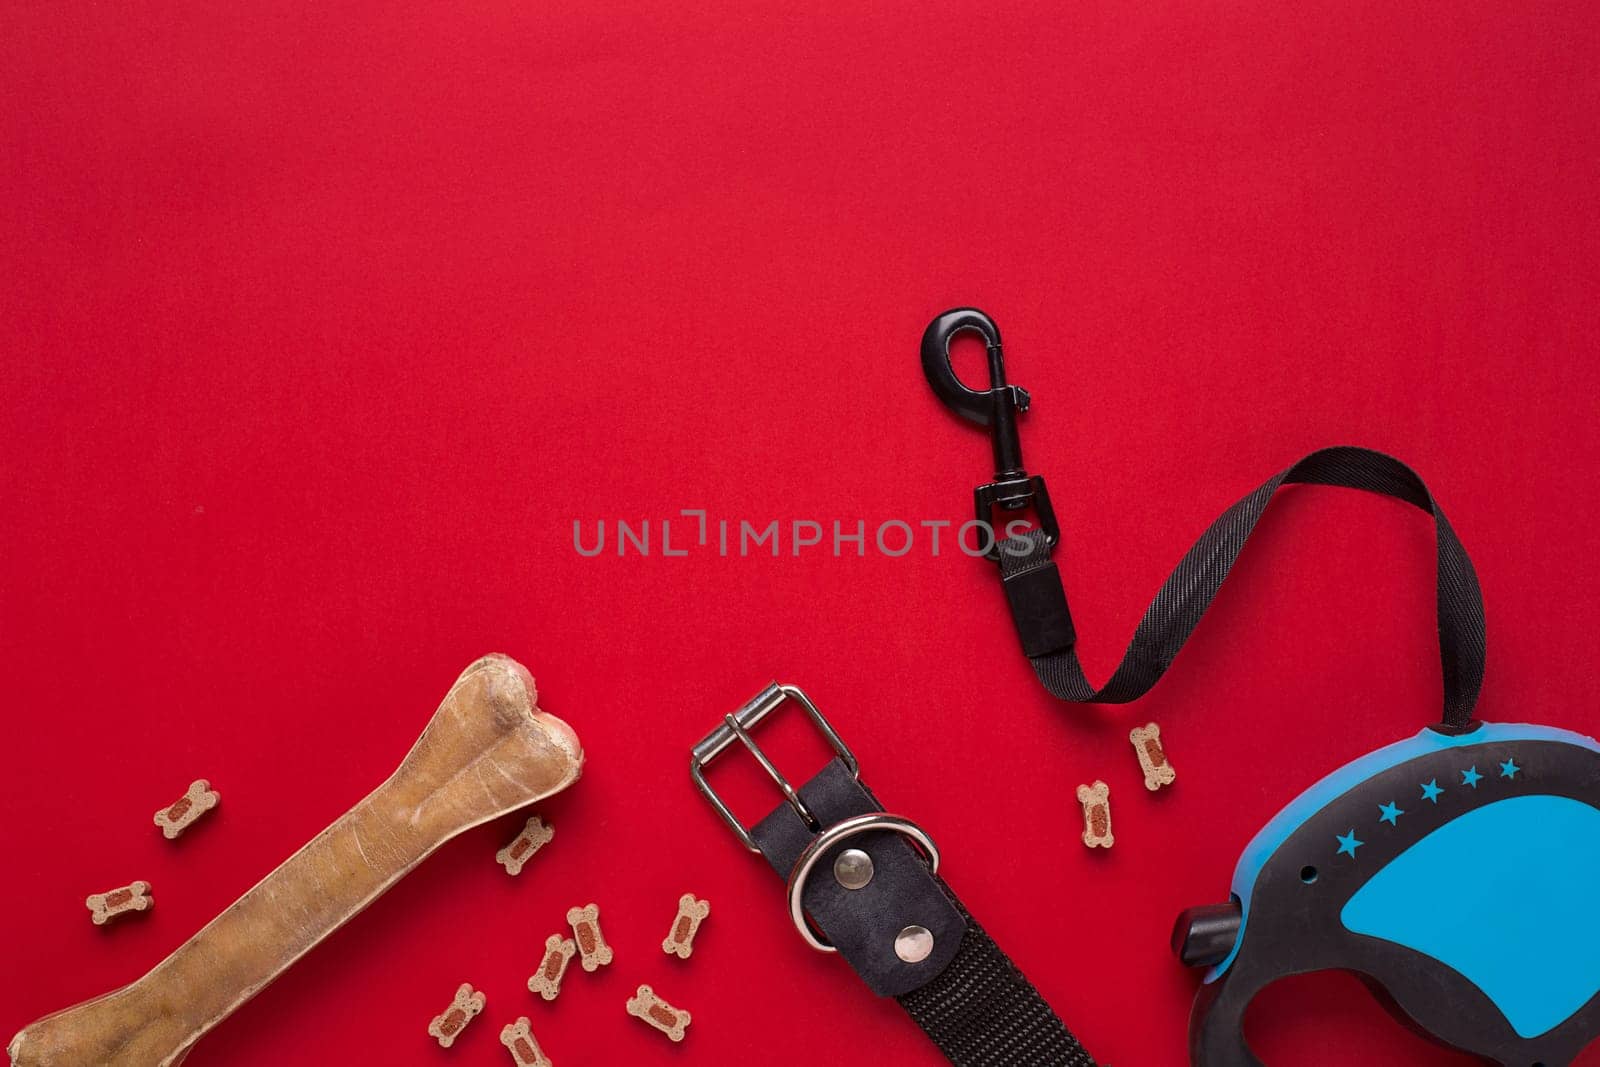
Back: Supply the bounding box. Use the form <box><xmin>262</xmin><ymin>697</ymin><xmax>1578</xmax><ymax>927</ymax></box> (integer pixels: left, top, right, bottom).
<box><xmin>9</xmin><ymin>654</ymin><xmax>582</xmax><ymax>1067</ymax></box>
<box><xmin>500</xmin><ymin>1017</ymin><xmax>552</xmax><ymax>1067</ymax></box>
<box><xmin>1077</xmin><ymin>780</ymin><xmax>1114</xmax><ymax>849</ymax></box>
<box><xmin>496</xmin><ymin>814</ymin><xmax>554</xmax><ymax>875</ymax></box>
<box><xmin>427</xmin><ymin>983</ymin><xmax>485</xmax><ymax>1049</ymax></box>
<box><xmin>1130</xmin><ymin>722</ymin><xmax>1177</xmax><ymax>791</ymax></box>
<box><xmin>153</xmin><ymin>780</ymin><xmax>220</xmax><ymax>840</ymax></box>
<box><xmin>661</xmin><ymin>893</ymin><xmax>709</xmax><ymax>959</ymax></box>
<box><xmin>86</xmin><ymin>881</ymin><xmax>153</xmax><ymax>926</ymax></box>
<box><xmin>625</xmin><ymin>984</ymin><xmax>690</xmax><ymax>1042</ymax></box>
<box><xmin>527</xmin><ymin>933</ymin><xmax>577</xmax><ymax>1001</ymax></box>
<box><xmin>566</xmin><ymin>902</ymin><xmax>613</xmax><ymax>971</ymax></box>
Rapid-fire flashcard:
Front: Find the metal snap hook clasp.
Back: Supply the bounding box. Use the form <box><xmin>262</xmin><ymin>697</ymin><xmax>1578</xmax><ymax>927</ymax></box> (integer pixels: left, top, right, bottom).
<box><xmin>920</xmin><ymin>307</ymin><xmax>1058</xmax><ymax>559</ymax></box>
<box><xmin>919</xmin><ymin>308</ymin><xmax>1030</xmax><ymax>428</ymax></box>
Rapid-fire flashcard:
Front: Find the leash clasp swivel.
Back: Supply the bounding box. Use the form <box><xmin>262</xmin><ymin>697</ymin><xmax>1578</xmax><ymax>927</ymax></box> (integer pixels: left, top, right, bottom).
<box><xmin>920</xmin><ymin>307</ymin><xmax>1058</xmax><ymax>559</ymax></box>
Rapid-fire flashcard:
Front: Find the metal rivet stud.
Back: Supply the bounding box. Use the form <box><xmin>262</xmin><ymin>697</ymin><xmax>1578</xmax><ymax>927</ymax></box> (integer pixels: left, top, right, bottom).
<box><xmin>833</xmin><ymin>848</ymin><xmax>875</xmax><ymax>890</ymax></box>
<box><xmin>895</xmin><ymin>925</ymin><xmax>934</xmax><ymax>963</ymax></box>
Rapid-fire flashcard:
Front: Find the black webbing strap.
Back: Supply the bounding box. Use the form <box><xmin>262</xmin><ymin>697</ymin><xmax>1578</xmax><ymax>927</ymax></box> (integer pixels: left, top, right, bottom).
<box><xmin>899</xmin><ymin>903</ymin><xmax>1096</xmax><ymax>1067</ymax></box>
<box><xmin>995</xmin><ymin>445</ymin><xmax>1486</xmax><ymax>732</ymax></box>
<box><xmin>743</xmin><ymin>752</ymin><xmax>1097</xmax><ymax>1067</ymax></box>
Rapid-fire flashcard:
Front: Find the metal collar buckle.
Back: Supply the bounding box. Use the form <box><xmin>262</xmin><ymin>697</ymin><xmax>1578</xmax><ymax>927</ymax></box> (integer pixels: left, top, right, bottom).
<box><xmin>690</xmin><ymin>682</ymin><xmax>860</xmax><ymax>853</ymax></box>
<box><xmin>921</xmin><ymin>307</ymin><xmax>1060</xmax><ymax>560</ymax></box>
<box><xmin>692</xmin><ymin>684</ymin><xmax>942</xmax><ymax>955</ymax></box>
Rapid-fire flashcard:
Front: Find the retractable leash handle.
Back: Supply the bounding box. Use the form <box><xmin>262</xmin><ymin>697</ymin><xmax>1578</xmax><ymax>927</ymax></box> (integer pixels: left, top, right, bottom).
<box><xmin>691</xmin><ymin>684</ymin><xmax>1097</xmax><ymax>1067</ymax></box>
<box><xmin>923</xmin><ymin>309</ymin><xmax>1600</xmax><ymax>1066</ymax></box>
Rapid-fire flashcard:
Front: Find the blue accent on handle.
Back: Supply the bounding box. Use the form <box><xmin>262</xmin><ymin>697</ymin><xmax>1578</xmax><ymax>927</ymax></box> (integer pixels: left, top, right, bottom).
<box><xmin>1206</xmin><ymin>721</ymin><xmax>1600</xmax><ymax>982</ymax></box>
<box><xmin>1342</xmin><ymin>795</ymin><xmax>1600</xmax><ymax>1038</ymax></box>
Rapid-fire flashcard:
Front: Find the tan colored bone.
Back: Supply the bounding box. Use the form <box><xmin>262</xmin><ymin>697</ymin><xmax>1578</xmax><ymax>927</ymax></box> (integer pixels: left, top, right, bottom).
<box><xmin>527</xmin><ymin>933</ymin><xmax>577</xmax><ymax>1001</ymax></box>
<box><xmin>426</xmin><ymin>983</ymin><xmax>485</xmax><ymax>1049</ymax></box>
<box><xmin>1129</xmin><ymin>722</ymin><xmax>1176</xmax><ymax>792</ymax></box>
<box><xmin>1077</xmin><ymin>780</ymin><xmax>1114</xmax><ymax>849</ymax></box>
<box><xmin>153</xmin><ymin>780</ymin><xmax>220</xmax><ymax>840</ymax></box>
<box><xmin>86</xmin><ymin>881</ymin><xmax>153</xmax><ymax>926</ymax></box>
<box><xmin>496</xmin><ymin>814</ymin><xmax>554</xmax><ymax>875</ymax></box>
<box><xmin>661</xmin><ymin>893</ymin><xmax>709</xmax><ymax>959</ymax></box>
<box><xmin>8</xmin><ymin>654</ymin><xmax>582</xmax><ymax>1067</ymax></box>
<box><xmin>625</xmin><ymin>984</ymin><xmax>690</xmax><ymax>1042</ymax></box>
<box><xmin>499</xmin><ymin>1017</ymin><xmax>552</xmax><ymax>1066</ymax></box>
<box><xmin>566</xmin><ymin>903</ymin><xmax>613</xmax><ymax>971</ymax></box>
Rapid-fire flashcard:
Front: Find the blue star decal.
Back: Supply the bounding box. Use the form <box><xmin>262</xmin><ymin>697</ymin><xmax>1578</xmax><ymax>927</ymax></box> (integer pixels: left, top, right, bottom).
<box><xmin>1336</xmin><ymin>830</ymin><xmax>1364</xmax><ymax>858</ymax></box>
<box><xmin>1420</xmin><ymin>779</ymin><xmax>1444</xmax><ymax>804</ymax></box>
<box><xmin>1462</xmin><ymin>766</ymin><xmax>1483</xmax><ymax>789</ymax></box>
<box><xmin>1500</xmin><ymin>759</ymin><xmax>1521</xmax><ymax>779</ymax></box>
<box><xmin>1378</xmin><ymin>802</ymin><xmax>1404</xmax><ymax>826</ymax></box>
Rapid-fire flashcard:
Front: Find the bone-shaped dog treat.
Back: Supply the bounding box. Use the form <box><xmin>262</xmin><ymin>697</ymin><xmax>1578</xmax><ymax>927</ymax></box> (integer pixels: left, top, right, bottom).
<box><xmin>86</xmin><ymin>881</ymin><xmax>153</xmax><ymax>926</ymax></box>
<box><xmin>661</xmin><ymin>893</ymin><xmax>709</xmax><ymax>959</ymax></box>
<box><xmin>1129</xmin><ymin>722</ymin><xmax>1177</xmax><ymax>791</ymax></box>
<box><xmin>625</xmin><ymin>984</ymin><xmax>690</xmax><ymax>1042</ymax></box>
<box><xmin>9</xmin><ymin>654</ymin><xmax>582</xmax><ymax>1067</ymax></box>
<box><xmin>499</xmin><ymin>1017</ymin><xmax>552</xmax><ymax>1067</ymax></box>
<box><xmin>153</xmin><ymin>780</ymin><xmax>220</xmax><ymax>840</ymax></box>
<box><xmin>496</xmin><ymin>815</ymin><xmax>554</xmax><ymax>876</ymax></box>
<box><xmin>527</xmin><ymin>933</ymin><xmax>577</xmax><ymax>1001</ymax></box>
<box><xmin>1077</xmin><ymin>780</ymin><xmax>1114</xmax><ymax>849</ymax></box>
<box><xmin>427</xmin><ymin>983</ymin><xmax>485</xmax><ymax>1049</ymax></box>
<box><xmin>566</xmin><ymin>903</ymin><xmax>613</xmax><ymax>972</ymax></box>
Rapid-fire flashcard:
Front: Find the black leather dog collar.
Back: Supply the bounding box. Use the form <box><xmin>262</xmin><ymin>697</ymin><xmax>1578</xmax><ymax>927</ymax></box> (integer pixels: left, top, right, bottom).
<box><xmin>692</xmin><ymin>683</ymin><xmax>1096</xmax><ymax>1067</ymax></box>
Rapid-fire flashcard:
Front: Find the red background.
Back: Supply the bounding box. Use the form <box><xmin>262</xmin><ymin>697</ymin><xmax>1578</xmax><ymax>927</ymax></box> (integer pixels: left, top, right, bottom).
<box><xmin>4</xmin><ymin>2</ymin><xmax>1600</xmax><ymax>1064</ymax></box>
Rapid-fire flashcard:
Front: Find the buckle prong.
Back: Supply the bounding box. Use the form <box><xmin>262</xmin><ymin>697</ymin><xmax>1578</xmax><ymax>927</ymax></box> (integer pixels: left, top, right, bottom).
<box><xmin>723</xmin><ymin>711</ymin><xmax>820</xmax><ymax>832</ymax></box>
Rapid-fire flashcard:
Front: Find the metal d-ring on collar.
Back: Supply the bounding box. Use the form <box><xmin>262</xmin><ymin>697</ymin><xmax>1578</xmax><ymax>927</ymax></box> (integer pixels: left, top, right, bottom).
<box><xmin>785</xmin><ymin>813</ymin><xmax>941</xmax><ymax>953</ymax></box>
<box><xmin>689</xmin><ymin>683</ymin><xmax>1098</xmax><ymax>1064</ymax></box>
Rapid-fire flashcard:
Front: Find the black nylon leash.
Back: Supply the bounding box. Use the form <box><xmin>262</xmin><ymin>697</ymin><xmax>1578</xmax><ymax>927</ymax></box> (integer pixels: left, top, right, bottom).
<box><xmin>996</xmin><ymin>447</ymin><xmax>1485</xmax><ymax>730</ymax></box>
<box><xmin>923</xmin><ymin>309</ymin><xmax>1487</xmax><ymax>733</ymax></box>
